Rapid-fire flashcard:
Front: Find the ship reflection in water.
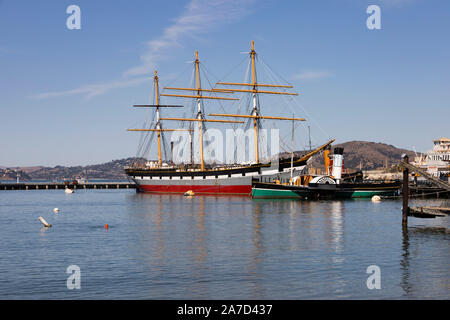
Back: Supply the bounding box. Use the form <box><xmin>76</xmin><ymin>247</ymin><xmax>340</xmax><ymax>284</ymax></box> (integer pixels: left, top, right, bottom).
<box><xmin>0</xmin><ymin>190</ymin><xmax>448</xmax><ymax>299</ymax></box>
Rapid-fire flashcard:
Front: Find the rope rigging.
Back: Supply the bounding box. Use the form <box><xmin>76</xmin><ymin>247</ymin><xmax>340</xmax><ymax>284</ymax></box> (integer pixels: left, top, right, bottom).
<box><xmin>130</xmin><ymin>41</ymin><xmax>332</xmax><ymax>169</ymax></box>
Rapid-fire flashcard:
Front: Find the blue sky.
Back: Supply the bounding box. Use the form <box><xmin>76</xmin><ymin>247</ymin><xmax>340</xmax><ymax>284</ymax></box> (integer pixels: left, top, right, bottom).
<box><xmin>1</xmin><ymin>0</ymin><xmax>449</xmax><ymax>166</ymax></box>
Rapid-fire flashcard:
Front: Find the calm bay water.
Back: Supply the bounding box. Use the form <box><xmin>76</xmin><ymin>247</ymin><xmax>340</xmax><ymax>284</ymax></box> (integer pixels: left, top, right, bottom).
<box><xmin>0</xmin><ymin>189</ymin><xmax>448</xmax><ymax>299</ymax></box>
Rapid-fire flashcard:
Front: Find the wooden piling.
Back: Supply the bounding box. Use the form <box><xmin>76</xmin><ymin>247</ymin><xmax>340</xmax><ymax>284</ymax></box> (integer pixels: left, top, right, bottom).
<box><xmin>402</xmin><ymin>155</ymin><xmax>409</xmax><ymax>227</ymax></box>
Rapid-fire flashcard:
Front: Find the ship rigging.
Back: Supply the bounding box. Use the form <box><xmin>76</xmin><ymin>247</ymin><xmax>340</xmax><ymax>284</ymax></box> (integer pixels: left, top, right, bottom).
<box><xmin>125</xmin><ymin>41</ymin><xmax>334</xmax><ymax>195</ymax></box>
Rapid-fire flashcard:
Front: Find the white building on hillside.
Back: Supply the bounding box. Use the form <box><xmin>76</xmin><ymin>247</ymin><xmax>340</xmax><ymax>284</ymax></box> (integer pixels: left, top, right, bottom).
<box><xmin>413</xmin><ymin>137</ymin><xmax>450</xmax><ymax>179</ymax></box>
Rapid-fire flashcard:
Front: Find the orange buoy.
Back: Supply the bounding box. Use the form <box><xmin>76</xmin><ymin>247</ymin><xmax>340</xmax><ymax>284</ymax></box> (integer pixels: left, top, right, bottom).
<box><xmin>104</xmin><ymin>224</ymin><xmax>109</xmax><ymax>229</ymax></box>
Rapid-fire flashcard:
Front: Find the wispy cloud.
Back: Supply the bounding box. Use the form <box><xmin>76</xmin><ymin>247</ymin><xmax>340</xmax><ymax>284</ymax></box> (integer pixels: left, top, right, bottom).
<box><xmin>31</xmin><ymin>77</ymin><xmax>151</xmax><ymax>100</ymax></box>
<box><xmin>32</xmin><ymin>0</ymin><xmax>255</xmax><ymax>100</ymax></box>
<box><xmin>124</xmin><ymin>0</ymin><xmax>254</xmax><ymax>77</ymax></box>
<box><xmin>293</xmin><ymin>71</ymin><xmax>333</xmax><ymax>80</ymax></box>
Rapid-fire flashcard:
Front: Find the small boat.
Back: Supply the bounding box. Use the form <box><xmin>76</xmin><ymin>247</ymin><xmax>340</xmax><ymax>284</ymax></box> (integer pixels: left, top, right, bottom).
<box><xmin>74</xmin><ymin>177</ymin><xmax>87</xmax><ymax>184</ymax></box>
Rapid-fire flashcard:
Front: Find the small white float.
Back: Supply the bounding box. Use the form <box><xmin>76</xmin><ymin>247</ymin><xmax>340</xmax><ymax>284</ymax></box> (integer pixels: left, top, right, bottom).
<box><xmin>53</xmin><ymin>208</ymin><xmax>60</xmax><ymax>213</ymax></box>
<box><xmin>65</xmin><ymin>188</ymin><xmax>74</xmax><ymax>194</ymax></box>
<box><xmin>371</xmin><ymin>195</ymin><xmax>381</xmax><ymax>202</ymax></box>
<box><xmin>38</xmin><ymin>216</ymin><xmax>52</xmax><ymax>227</ymax></box>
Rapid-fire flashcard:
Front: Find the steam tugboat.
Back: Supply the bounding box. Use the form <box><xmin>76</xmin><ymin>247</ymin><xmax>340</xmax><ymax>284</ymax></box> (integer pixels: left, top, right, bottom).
<box><xmin>252</xmin><ymin>147</ymin><xmax>401</xmax><ymax>199</ymax></box>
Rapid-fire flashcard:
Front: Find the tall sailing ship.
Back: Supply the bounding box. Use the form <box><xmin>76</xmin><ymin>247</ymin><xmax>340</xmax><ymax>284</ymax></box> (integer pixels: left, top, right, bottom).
<box><xmin>125</xmin><ymin>41</ymin><xmax>333</xmax><ymax>195</ymax></box>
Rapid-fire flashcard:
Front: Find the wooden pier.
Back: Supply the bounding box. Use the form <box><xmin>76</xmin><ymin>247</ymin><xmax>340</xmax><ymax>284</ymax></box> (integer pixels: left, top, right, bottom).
<box><xmin>409</xmin><ymin>185</ymin><xmax>449</xmax><ymax>197</ymax></box>
<box><xmin>408</xmin><ymin>206</ymin><xmax>449</xmax><ymax>218</ymax></box>
<box><xmin>400</xmin><ymin>161</ymin><xmax>450</xmax><ymax>191</ymax></box>
<box><xmin>400</xmin><ymin>155</ymin><xmax>450</xmax><ymax>225</ymax></box>
<box><xmin>0</xmin><ymin>182</ymin><xmax>136</xmax><ymax>191</ymax></box>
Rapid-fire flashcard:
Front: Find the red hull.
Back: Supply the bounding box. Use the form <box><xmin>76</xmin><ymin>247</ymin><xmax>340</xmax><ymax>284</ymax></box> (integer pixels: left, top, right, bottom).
<box><xmin>137</xmin><ymin>184</ymin><xmax>252</xmax><ymax>195</ymax></box>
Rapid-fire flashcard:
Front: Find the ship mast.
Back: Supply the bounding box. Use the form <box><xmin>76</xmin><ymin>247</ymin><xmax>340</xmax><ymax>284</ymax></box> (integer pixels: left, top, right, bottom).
<box><xmin>290</xmin><ymin>115</ymin><xmax>294</xmax><ymax>184</ymax></box>
<box><xmin>195</xmin><ymin>51</ymin><xmax>204</xmax><ymax>171</ymax></box>
<box><xmin>160</xmin><ymin>51</ymin><xmax>243</xmax><ymax>171</ymax></box>
<box><xmin>251</xmin><ymin>41</ymin><xmax>259</xmax><ymax>163</ymax></box>
<box><xmin>127</xmin><ymin>70</ymin><xmax>187</xmax><ymax>166</ymax></box>
<box><xmin>210</xmin><ymin>41</ymin><xmax>304</xmax><ymax>164</ymax></box>
<box><xmin>154</xmin><ymin>71</ymin><xmax>162</xmax><ymax>166</ymax></box>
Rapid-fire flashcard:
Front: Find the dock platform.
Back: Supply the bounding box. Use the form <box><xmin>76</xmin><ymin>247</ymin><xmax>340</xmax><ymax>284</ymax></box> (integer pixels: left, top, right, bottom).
<box><xmin>409</xmin><ymin>206</ymin><xmax>450</xmax><ymax>218</ymax></box>
<box><xmin>0</xmin><ymin>182</ymin><xmax>136</xmax><ymax>191</ymax></box>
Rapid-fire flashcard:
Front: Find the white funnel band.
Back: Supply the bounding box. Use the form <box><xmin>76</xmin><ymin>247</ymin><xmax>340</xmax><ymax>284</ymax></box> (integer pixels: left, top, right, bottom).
<box><xmin>332</xmin><ymin>154</ymin><xmax>343</xmax><ymax>180</ymax></box>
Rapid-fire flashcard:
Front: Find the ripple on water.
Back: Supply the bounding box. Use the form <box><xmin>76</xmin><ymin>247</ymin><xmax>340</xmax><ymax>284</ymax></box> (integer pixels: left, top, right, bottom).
<box><xmin>0</xmin><ymin>190</ymin><xmax>448</xmax><ymax>299</ymax></box>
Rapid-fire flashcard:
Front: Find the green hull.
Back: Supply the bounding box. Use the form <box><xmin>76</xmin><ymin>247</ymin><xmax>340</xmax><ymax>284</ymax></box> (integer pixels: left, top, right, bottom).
<box><xmin>334</xmin><ymin>189</ymin><xmax>398</xmax><ymax>198</ymax></box>
<box><xmin>252</xmin><ymin>182</ymin><xmax>312</xmax><ymax>199</ymax></box>
<box><xmin>252</xmin><ymin>187</ymin><xmax>311</xmax><ymax>199</ymax></box>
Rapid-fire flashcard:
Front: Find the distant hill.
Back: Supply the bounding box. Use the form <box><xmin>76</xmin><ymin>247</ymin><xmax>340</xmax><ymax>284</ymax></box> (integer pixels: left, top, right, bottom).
<box><xmin>1</xmin><ymin>158</ymin><xmax>142</xmax><ymax>181</ymax></box>
<box><xmin>6</xmin><ymin>166</ymin><xmax>45</xmax><ymax>174</ymax></box>
<box><xmin>311</xmin><ymin>141</ymin><xmax>417</xmax><ymax>170</ymax></box>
